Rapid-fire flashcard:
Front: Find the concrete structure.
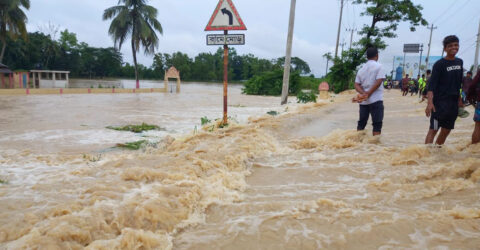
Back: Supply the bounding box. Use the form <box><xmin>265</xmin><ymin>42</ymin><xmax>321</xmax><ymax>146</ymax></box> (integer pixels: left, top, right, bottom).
<box><xmin>30</xmin><ymin>70</ymin><xmax>70</xmax><ymax>88</ymax></box>
<box><xmin>0</xmin><ymin>87</ymin><xmax>166</xmax><ymax>95</ymax></box>
<box><xmin>164</xmin><ymin>67</ymin><xmax>181</xmax><ymax>93</ymax></box>
<box><xmin>318</xmin><ymin>82</ymin><xmax>330</xmax><ymax>100</ymax></box>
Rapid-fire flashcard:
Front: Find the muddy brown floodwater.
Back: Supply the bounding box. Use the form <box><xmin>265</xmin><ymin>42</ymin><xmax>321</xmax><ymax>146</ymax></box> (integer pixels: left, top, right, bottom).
<box><xmin>0</xmin><ymin>83</ymin><xmax>479</xmax><ymax>249</ymax></box>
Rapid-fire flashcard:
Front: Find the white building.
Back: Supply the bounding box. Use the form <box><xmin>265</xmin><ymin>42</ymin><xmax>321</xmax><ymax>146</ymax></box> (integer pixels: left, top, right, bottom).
<box><xmin>30</xmin><ymin>70</ymin><xmax>70</xmax><ymax>88</ymax></box>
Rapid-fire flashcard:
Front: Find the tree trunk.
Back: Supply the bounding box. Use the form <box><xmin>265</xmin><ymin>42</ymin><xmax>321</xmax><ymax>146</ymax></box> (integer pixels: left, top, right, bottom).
<box><xmin>131</xmin><ymin>38</ymin><xmax>139</xmax><ymax>89</ymax></box>
<box><xmin>0</xmin><ymin>39</ymin><xmax>6</xmax><ymax>63</ymax></box>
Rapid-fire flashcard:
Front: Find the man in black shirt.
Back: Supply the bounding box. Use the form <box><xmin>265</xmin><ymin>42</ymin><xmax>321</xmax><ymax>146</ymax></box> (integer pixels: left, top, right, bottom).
<box><xmin>425</xmin><ymin>35</ymin><xmax>464</xmax><ymax>145</ymax></box>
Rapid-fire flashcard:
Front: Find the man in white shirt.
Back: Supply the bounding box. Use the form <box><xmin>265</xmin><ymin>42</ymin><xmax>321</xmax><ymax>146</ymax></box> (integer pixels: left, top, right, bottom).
<box><xmin>354</xmin><ymin>47</ymin><xmax>385</xmax><ymax>136</ymax></box>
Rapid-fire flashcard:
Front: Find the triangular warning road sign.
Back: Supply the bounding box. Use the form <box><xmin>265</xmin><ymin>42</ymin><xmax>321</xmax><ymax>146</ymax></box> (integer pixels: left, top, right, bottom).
<box><xmin>205</xmin><ymin>0</ymin><xmax>247</xmax><ymax>31</ymax></box>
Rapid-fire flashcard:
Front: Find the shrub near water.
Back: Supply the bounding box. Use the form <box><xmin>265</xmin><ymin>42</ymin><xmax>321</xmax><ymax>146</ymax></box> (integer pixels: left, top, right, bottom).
<box><xmin>297</xmin><ymin>91</ymin><xmax>317</xmax><ymax>103</ymax></box>
<box><xmin>242</xmin><ymin>70</ymin><xmax>301</xmax><ymax>96</ymax></box>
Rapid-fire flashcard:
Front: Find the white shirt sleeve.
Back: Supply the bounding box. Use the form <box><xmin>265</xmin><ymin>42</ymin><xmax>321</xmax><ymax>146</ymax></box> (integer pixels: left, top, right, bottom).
<box><xmin>355</xmin><ymin>73</ymin><xmax>361</xmax><ymax>83</ymax></box>
<box><xmin>376</xmin><ymin>65</ymin><xmax>385</xmax><ymax>80</ymax></box>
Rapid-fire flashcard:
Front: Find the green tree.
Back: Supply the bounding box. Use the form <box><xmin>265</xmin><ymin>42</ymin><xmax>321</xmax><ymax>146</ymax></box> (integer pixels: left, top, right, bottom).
<box><xmin>354</xmin><ymin>0</ymin><xmax>427</xmax><ymax>49</ymax></box>
<box><xmin>0</xmin><ymin>0</ymin><xmax>30</xmax><ymax>63</ymax></box>
<box><xmin>275</xmin><ymin>56</ymin><xmax>311</xmax><ymax>75</ymax></box>
<box><xmin>103</xmin><ymin>0</ymin><xmax>163</xmax><ymax>88</ymax></box>
<box><xmin>327</xmin><ymin>0</ymin><xmax>428</xmax><ymax>93</ymax></box>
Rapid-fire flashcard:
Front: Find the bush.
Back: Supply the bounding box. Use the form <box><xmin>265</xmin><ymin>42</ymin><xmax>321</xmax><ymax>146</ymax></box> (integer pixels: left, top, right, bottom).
<box><xmin>242</xmin><ymin>70</ymin><xmax>301</xmax><ymax>96</ymax></box>
<box><xmin>299</xmin><ymin>77</ymin><xmax>325</xmax><ymax>93</ymax></box>
<box><xmin>296</xmin><ymin>91</ymin><xmax>317</xmax><ymax>103</ymax></box>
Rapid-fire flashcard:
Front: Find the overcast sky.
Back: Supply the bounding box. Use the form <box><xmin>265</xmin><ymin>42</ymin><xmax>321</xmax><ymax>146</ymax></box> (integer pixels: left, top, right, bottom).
<box><xmin>26</xmin><ymin>0</ymin><xmax>480</xmax><ymax>77</ymax></box>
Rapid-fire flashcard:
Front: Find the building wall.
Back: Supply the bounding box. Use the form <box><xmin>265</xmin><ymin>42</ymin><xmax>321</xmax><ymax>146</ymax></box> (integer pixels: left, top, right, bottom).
<box><xmin>40</xmin><ymin>80</ymin><xmax>68</xmax><ymax>88</ymax></box>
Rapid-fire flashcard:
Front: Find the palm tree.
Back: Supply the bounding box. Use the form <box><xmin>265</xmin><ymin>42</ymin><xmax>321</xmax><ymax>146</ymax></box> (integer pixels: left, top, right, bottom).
<box><xmin>103</xmin><ymin>0</ymin><xmax>163</xmax><ymax>89</ymax></box>
<box><xmin>0</xmin><ymin>0</ymin><xmax>30</xmax><ymax>63</ymax></box>
<box><xmin>322</xmin><ymin>52</ymin><xmax>332</xmax><ymax>76</ymax></box>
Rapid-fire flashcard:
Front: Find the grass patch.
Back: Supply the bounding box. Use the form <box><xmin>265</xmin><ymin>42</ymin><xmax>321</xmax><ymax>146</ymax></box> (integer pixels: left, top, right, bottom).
<box><xmin>0</xmin><ymin>179</ymin><xmax>8</xmax><ymax>184</ymax></box>
<box><xmin>107</xmin><ymin>123</ymin><xmax>163</xmax><ymax>133</ymax></box>
<box><xmin>116</xmin><ymin>140</ymin><xmax>148</xmax><ymax>150</ymax></box>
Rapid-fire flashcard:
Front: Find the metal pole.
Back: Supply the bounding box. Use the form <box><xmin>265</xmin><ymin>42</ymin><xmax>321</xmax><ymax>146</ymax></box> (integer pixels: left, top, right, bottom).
<box><xmin>418</xmin><ymin>44</ymin><xmax>423</xmax><ymax>77</ymax></box>
<box><xmin>425</xmin><ymin>24</ymin><xmax>437</xmax><ymax>71</ymax></box>
<box><xmin>391</xmin><ymin>56</ymin><xmax>395</xmax><ymax>80</ymax></box>
<box><xmin>473</xmin><ymin>19</ymin><xmax>480</xmax><ymax>75</ymax></box>
<box><xmin>223</xmin><ymin>30</ymin><xmax>229</xmax><ymax>124</ymax></box>
<box><xmin>402</xmin><ymin>53</ymin><xmax>406</xmax><ymax>77</ymax></box>
<box><xmin>347</xmin><ymin>28</ymin><xmax>356</xmax><ymax>50</ymax></box>
<box><xmin>281</xmin><ymin>0</ymin><xmax>296</xmax><ymax>105</ymax></box>
<box><xmin>334</xmin><ymin>0</ymin><xmax>344</xmax><ymax>59</ymax></box>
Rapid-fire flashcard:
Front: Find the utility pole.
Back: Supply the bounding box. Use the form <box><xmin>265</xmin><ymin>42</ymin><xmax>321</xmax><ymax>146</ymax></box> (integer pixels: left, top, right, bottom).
<box><xmin>340</xmin><ymin>41</ymin><xmax>346</xmax><ymax>58</ymax></box>
<box><xmin>281</xmin><ymin>0</ymin><xmax>296</xmax><ymax>105</ymax></box>
<box><xmin>425</xmin><ymin>24</ymin><xmax>437</xmax><ymax>71</ymax></box>
<box><xmin>346</xmin><ymin>28</ymin><xmax>357</xmax><ymax>50</ymax></box>
<box><xmin>418</xmin><ymin>44</ymin><xmax>424</xmax><ymax>77</ymax></box>
<box><xmin>474</xmin><ymin>19</ymin><xmax>480</xmax><ymax>75</ymax></box>
<box><xmin>334</xmin><ymin>0</ymin><xmax>345</xmax><ymax>60</ymax></box>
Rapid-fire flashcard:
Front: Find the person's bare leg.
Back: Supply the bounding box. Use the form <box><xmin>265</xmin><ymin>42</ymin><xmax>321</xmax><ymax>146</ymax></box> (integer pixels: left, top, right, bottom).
<box><xmin>373</xmin><ymin>132</ymin><xmax>381</xmax><ymax>136</ymax></box>
<box><xmin>425</xmin><ymin>129</ymin><xmax>438</xmax><ymax>144</ymax></box>
<box><xmin>435</xmin><ymin>128</ymin><xmax>451</xmax><ymax>145</ymax></box>
<box><xmin>472</xmin><ymin>122</ymin><xmax>480</xmax><ymax>144</ymax></box>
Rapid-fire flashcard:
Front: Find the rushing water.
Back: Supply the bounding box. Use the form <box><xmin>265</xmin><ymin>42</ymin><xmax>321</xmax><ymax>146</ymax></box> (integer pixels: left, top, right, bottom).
<box><xmin>0</xmin><ymin>83</ymin><xmax>479</xmax><ymax>249</ymax></box>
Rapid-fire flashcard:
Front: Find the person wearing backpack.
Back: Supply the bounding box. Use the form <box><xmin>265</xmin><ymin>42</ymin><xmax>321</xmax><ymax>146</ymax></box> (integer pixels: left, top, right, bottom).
<box><xmin>467</xmin><ymin>69</ymin><xmax>480</xmax><ymax>144</ymax></box>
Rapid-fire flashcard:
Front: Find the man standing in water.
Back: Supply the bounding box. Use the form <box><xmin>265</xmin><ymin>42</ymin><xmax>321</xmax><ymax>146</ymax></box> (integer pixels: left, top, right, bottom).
<box><xmin>401</xmin><ymin>74</ymin><xmax>410</xmax><ymax>96</ymax></box>
<box><xmin>425</xmin><ymin>35</ymin><xmax>464</xmax><ymax>145</ymax></box>
<box><xmin>354</xmin><ymin>47</ymin><xmax>385</xmax><ymax>136</ymax></box>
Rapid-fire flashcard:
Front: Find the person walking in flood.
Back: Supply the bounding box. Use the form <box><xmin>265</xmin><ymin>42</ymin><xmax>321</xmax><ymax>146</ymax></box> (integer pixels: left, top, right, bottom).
<box><xmin>354</xmin><ymin>47</ymin><xmax>385</xmax><ymax>136</ymax></box>
<box><xmin>401</xmin><ymin>74</ymin><xmax>410</xmax><ymax>96</ymax></box>
<box><xmin>425</xmin><ymin>35</ymin><xmax>464</xmax><ymax>145</ymax></box>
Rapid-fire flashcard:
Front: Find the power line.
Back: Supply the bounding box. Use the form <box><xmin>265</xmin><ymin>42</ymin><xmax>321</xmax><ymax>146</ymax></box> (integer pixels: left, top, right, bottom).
<box><xmin>459</xmin><ymin>42</ymin><xmax>476</xmax><ymax>56</ymax></box>
<box><xmin>436</xmin><ymin>0</ymin><xmax>472</xmax><ymax>26</ymax></box>
<box><xmin>431</xmin><ymin>0</ymin><xmax>457</xmax><ymax>24</ymax></box>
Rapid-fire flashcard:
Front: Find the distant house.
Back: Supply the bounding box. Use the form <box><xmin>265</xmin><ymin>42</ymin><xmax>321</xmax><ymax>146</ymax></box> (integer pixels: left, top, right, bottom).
<box><xmin>30</xmin><ymin>70</ymin><xmax>70</xmax><ymax>88</ymax></box>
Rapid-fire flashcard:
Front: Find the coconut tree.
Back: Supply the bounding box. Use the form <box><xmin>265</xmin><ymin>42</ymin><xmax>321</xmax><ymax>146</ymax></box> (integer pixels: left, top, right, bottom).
<box><xmin>0</xmin><ymin>0</ymin><xmax>30</xmax><ymax>63</ymax></box>
<box><xmin>103</xmin><ymin>0</ymin><xmax>163</xmax><ymax>89</ymax></box>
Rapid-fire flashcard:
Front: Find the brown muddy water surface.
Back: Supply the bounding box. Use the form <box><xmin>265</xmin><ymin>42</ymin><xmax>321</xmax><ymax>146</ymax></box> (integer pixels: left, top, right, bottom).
<box><xmin>0</xmin><ymin>83</ymin><xmax>479</xmax><ymax>249</ymax></box>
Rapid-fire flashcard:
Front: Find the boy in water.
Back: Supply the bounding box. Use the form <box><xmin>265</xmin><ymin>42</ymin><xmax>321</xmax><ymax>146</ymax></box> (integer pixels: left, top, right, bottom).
<box><xmin>425</xmin><ymin>35</ymin><xmax>464</xmax><ymax>145</ymax></box>
<box><xmin>354</xmin><ymin>47</ymin><xmax>385</xmax><ymax>136</ymax></box>
<box><xmin>418</xmin><ymin>74</ymin><xmax>426</xmax><ymax>99</ymax></box>
<box><xmin>402</xmin><ymin>74</ymin><xmax>410</xmax><ymax>96</ymax></box>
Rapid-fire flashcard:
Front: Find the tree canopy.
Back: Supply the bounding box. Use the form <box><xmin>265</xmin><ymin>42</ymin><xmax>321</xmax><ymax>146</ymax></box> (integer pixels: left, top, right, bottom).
<box><xmin>103</xmin><ymin>0</ymin><xmax>163</xmax><ymax>88</ymax></box>
<box><xmin>0</xmin><ymin>0</ymin><xmax>30</xmax><ymax>62</ymax></box>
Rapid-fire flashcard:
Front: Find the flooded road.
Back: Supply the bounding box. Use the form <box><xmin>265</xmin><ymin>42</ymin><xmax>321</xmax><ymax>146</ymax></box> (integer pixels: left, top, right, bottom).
<box><xmin>0</xmin><ymin>85</ymin><xmax>479</xmax><ymax>249</ymax></box>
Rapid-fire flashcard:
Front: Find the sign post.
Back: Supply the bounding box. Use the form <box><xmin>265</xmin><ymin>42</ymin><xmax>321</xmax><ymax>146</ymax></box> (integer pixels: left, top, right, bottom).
<box><xmin>205</xmin><ymin>0</ymin><xmax>246</xmax><ymax>125</ymax></box>
<box><xmin>403</xmin><ymin>43</ymin><xmax>423</xmax><ymax>76</ymax></box>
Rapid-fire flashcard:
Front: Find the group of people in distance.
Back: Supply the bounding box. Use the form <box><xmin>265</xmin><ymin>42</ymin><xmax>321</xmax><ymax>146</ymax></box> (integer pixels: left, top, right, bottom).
<box><xmin>401</xmin><ymin>72</ymin><xmax>429</xmax><ymax>98</ymax></box>
<box><xmin>353</xmin><ymin>35</ymin><xmax>480</xmax><ymax>145</ymax></box>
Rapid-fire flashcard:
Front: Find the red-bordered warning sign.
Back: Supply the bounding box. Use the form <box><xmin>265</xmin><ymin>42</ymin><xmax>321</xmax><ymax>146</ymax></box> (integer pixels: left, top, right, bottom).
<box><xmin>205</xmin><ymin>0</ymin><xmax>247</xmax><ymax>31</ymax></box>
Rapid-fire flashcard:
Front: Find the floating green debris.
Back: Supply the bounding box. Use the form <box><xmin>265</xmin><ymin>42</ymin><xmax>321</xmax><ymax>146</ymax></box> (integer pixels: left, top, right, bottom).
<box><xmin>107</xmin><ymin>123</ymin><xmax>163</xmax><ymax>133</ymax></box>
<box><xmin>201</xmin><ymin>117</ymin><xmax>211</xmax><ymax>125</ymax></box>
<box><xmin>116</xmin><ymin>140</ymin><xmax>148</xmax><ymax>150</ymax></box>
<box><xmin>267</xmin><ymin>111</ymin><xmax>279</xmax><ymax>116</ymax></box>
